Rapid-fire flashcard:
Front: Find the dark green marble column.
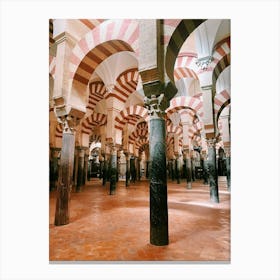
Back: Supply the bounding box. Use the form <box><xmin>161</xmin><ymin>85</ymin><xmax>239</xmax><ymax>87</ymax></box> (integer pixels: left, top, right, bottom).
<box><xmin>207</xmin><ymin>138</ymin><xmax>219</xmax><ymax>203</ymax></box>
<box><xmin>125</xmin><ymin>153</ymin><xmax>130</xmax><ymax>187</ymax></box>
<box><xmin>183</xmin><ymin>149</ymin><xmax>191</xmax><ymax>189</ymax></box>
<box><xmin>130</xmin><ymin>157</ymin><xmax>136</xmax><ymax>183</ymax></box>
<box><xmin>116</xmin><ymin>151</ymin><xmax>121</xmax><ymax>183</ymax></box>
<box><xmin>102</xmin><ymin>157</ymin><xmax>107</xmax><ymax>186</ymax></box>
<box><xmin>146</xmin><ymin>160</ymin><xmax>150</xmax><ymax>179</ymax></box>
<box><xmin>167</xmin><ymin>160</ymin><xmax>172</xmax><ymax>180</ymax></box>
<box><xmin>175</xmin><ymin>156</ymin><xmax>181</xmax><ymax>184</ymax></box>
<box><xmin>191</xmin><ymin>157</ymin><xmax>195</xmax><ymax>181</ymax></box>
<box><xmin>54</xmin><ymin>125</ymin><xmax>75</xmax><ymax>226</ymax></box>
<box><xmin>149</xmin><ymin>117</ymin><xmax>169</xmax><ymax>246</ymax></box>
<box><xmin>225</xmin><ymin>148</ymin><xmax>231</xmax><ymax>191</ymax></box>
<box><xmin>202</xmin><ymin>159</ymin><xmax>208</xmax><ymax>184</ymax></box>
<box><xmin>83</xmin><ymin>150</ymin><xmax>88</xmax><ymax>185</ymax></box>
<box><xmin>87</xmin><ymin>159</ymin><xmax>91</xmax><ymax>181</ymax></box>
<box><xmin>136</xmin><ymin>157</ymin><xmax>141</xmax><ymax>181</ymax></box>
<box><xmin>186</xmin><ymin>157</ymin><xmax>192</xmax><ymax>189</ymax></box>
<box><xmin>109</xmin><ymin>146</ymin><xmax>117</xmax><ymax>195</ymax></box>
<box><xmin>76</xmin><ymin>147</ymin><xmax>85</xmax><ymax>192</ymax></box>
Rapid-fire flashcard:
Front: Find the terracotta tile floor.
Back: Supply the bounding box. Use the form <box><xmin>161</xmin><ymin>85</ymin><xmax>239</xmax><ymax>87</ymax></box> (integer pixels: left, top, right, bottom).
<box><xmin>49</xmin><ymin>177</ymin><xmax>230</xmax><ymax>262</ymax></box>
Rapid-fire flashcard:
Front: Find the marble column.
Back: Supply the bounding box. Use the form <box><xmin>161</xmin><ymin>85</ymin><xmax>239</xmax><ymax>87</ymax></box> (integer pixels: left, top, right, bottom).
<box><xmin>109</xmin><ymin>145</ymin><xmax>117</xmax><ymax>195</ymax></box>
<box><xmin>146</xmin><ymin>160</ymin><xmax>150</xmax><ymax>179</ymax></box>
<box><xmin>191</xmin><ymin>154</ymin><xmax>195</xmax><ymax>181</ymax></box>
<box><xmin>183</xmin><ymin>149</ymin><xmax>192</xmax><ymax>189</ymax></box>
<box><xmin>54</xmin><ymin>118</ymin><xmax>75</xmax><ymax>226</ymax></box>
<box><xmin>166</xmin><ymin>160</ymin><xmax>169</xmax><ymax>179</ymax></box>
<box><xmin>87</xmin><ymin>158</ymin><xmax>91</xmax><ymax>181</ymax></box>
<box><xmin>125</xmin><ymin>153</ymin><xmax>130</xmax><ymax>187</ymax></box>
<box><xmin>136</xmin><ymin>157</ymin><xmax>141</xmax><ymax>181</ymax></box>
<box><xmin>175</xmin><ymin>155</ymin><xmax>181</xmax><ymax>184</ymax></box>
<box><xmin>116</xmin><ymin>150</ymin><xmax>121</xmax><ymax>183</ymax></box>
<box><xmin>201</xmin><ymin>151</ymin><xmax>209</xmax><ymax>184</ymax></box>
<box><xmin>50</xmin><ymin>147</ymin><xmax>60</xmax><ymax>191</ymax></box>
<box><xmin>206</xmin><ymin>138</ymin><xmax>219</xmax><ymax>203</ymax></box>
<box><xmin>76</xmin><ymin>147</ymin><xmax>85</xmax><ymax>192</ymax></box>
<box><xmin>73</xmin><ymin>148</ymin><xmax>79</xmax><ymax>189</ymax></box>
<box><xmin>83</xmin><ymin>149</ymin><xmax>89</xmax><ymax>185</ymax></box>
<box><xmin>107</xmin><ymin>154</ymin><xmax>111</xmax><ymax>182</ymax></box>
<box><xmin>225</xmin><ymin>147</ymin><xmax>231</xmax><ymax>191</ymax></box>
<box><xmin>149</xmin><ymin>114</ymin><xmax>168</xmax><ymax>246</ymax></box>
<box><xmin>102</xmin><ymin>156</ymin><xmax>107</xmax><ymax>186</ymax></box>
<box><xmin>130</xmin><ymin>156</ymin><xmax>136</xmax><ymax>183</ymax></box>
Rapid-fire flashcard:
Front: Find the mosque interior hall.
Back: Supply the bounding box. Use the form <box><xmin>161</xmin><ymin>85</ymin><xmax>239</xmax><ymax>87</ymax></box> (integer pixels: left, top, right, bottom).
<box><xmin>49</xmin><ymin>18</ymin><xmax>231</xmax><ymax>261</ymax></box>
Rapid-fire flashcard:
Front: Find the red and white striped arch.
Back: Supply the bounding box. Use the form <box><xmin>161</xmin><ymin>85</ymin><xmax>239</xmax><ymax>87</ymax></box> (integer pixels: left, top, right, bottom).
<box><xmin>79</xmin><ymin>19</ymin><xmax>106</xmax><ymax>30</ymax></box>
<box><xmin>210</xmin><ymin>38</ymin><xmax>230</xmax><ymax>69</ymax></box>
<box><xmin>87</xmin><ymin>81</ymin><xmax>107</xmax><ymax>111</ymax></box>
<box><xmin>107</xmin><ymin>68</ymin><xmax>139</xmax><ymax>104</ymax></box>
<box><xmin>212</xmin><ymin>53</ymin><xmax>231</xmax><ymax>93</ymax></box>
<box><xmin>162</xmin><ymin>19</ymin><xmax>181</xmax><ymax>46</ymax></box>
<box><xmin>166</xmin><ymin>136</ymin><xmax>174</xmax><ymax>151</ymax></box>
<box><xmin>167</xmin><ymin>96</ymin><xmax>203</xmax><ymax>119</ymax></box>
<box><xmin>81</xmin><ymin>112</ymin><xmax>107</xmax><ymax>134</ymax></box>
<box><xmin>129</xmin><ymin>121</ymin><xmax>148</xmax><ymax>144</ymax></box>
<box><xmin>135</xmin><ymin>138</ymin><xmax>149</xmax><ymax>149</ymax></box>
<box><xmin>139</xmin><ymin>143</ymin><xmax>149</xmax><ymax>154</ymax></box>
<box><xmin>174</xmin><ymin>67</ymin><xmax>198</xmax><ymax>82</ymax></box>
<box><xmin>49</xmin><ymin>55</ymin><xmax>56</xmax><ymax>79</ymax></box>
<box><xmin>165</xmin><ymin>19</ymin><xmax>206</xmax><ymax>84</ymax></box>
<box><xmin>69</xmin><ymin>19</ymin><xmax>139</xmax><ymax>90</ymax></box>
<box><xmin>175</xmin><ymin>53</ymin><xmax>198</xmax><ymax>71</ymax></box>
<box><xmin>214</xmin><ymin>90</ymin><xmax>231</xmax><ymax>119</ymax></box>
<box><xmin>89</xmin><ymin>133</ymin><xmax>101</xmax><ymax>145</ymax></box>
<box><xmin>115</xmin><ymin>105</ymin><xmax>149</xmax><ymax>131</ymax></box>
<box><xmin>166</xmin><ymin>119</ymin><xmax>183</xmax><ymax>136</ymax></box>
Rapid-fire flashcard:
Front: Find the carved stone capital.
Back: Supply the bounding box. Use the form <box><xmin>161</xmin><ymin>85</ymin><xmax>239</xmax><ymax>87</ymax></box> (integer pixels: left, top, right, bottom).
<box><xmin>206</xmin><ymin>138</ymin><xmax>216</xmax><ymax>148</ymax></box>
<box><xmin>58</xmin><ymin>115</ymin><xmax>79</xmax><ymax>133</ymax></box>
<box><xmin>196</xmin><ymin>55</ymin><xmax>212</xmax><ymax>71</ymax></box>
<box><xmin>144</xmin><ymin>93</ymin><xmax>166</xmax><ymax>118</ymax></box>
<box><xmin>53</xmin><ymin>96</ymin><xmax>85</xmax><ymax>133</ymax></box>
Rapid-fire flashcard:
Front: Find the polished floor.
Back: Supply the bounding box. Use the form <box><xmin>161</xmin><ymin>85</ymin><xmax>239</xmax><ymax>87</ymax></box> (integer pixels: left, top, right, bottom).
<box><xmin>49</xmin><ymin>177</ymin><xmax>230</xmax><ymax>262</ymax></box>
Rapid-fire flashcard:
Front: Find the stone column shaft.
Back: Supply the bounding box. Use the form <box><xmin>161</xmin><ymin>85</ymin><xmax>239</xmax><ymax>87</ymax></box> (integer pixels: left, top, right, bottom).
<box><xmin>54</xmin><ymin>129</ymin><xmax>75</xmax><ymax>226</ymax></box>
<box><xmin>76</xmin><ymin>147</ymin><xmax>85</xmax><ymax>192</ymax></box>
<box><xmin>207</xmin><ymin>139</ymin><xmax>219</xmax><ymax>203</ymax></box>
<box><xmin>125</xmin><ymin>153</ymin><xmax>130</xmax><ymax>187</ymax></box>
<box><xmin>102</xmin><ymin>156</ymin><xmax>107</xmax><ymax>186</ymax></box>
<box><xmin>225</xmin><ymin>147</ymin><xmax>231</xmax><ymax>191</ymax></box>
<box><xmin>110</xmin><ymin>147</ymin><xmax>117</xmax><ymax>195</ymax></box>
<box><xmin>149</xmin><ymin>117</ymin><xmax>169</xmax><ymax>246</ymax></box>
<box><xmin>175</xmin><ymin>156</ymin><xmax>181</xmax><ymax>184</ymax></box>
<box><xmin>130</xmin><ymin>157</ymin><xmax>136</xmax><ymax>183</ymax></box>
<box><xmin>186</xmin><ymin>157</ymin><xmax>192</xmax><ymax>188</ymax></box>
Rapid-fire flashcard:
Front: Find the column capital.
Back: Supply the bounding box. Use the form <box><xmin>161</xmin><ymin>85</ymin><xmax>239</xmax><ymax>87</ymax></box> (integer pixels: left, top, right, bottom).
<box><xmin>53</xmin><ymin>31</ymin><xmax>76</xmax><ymax>48</ymax></box>
<box><xmin>206</xmin><ymin>138</ymin><xmax>217</xmax><ymax>148</ymax></box>
<box><xmin>144</xmin><ymin>93</ymin><xmax>166</xmax><ymax>119</ymax></box>
<box><xmin>57</xmin><ymin>115</ymin><xmax>79</xmax><ymax>133</ymax></box>
<box><xmin>54</xmin><ymin>96</ymin><xmax>85</xmax><ymax>133</ymax></box>
<box><xmin>196</xmin><ymin>55</ymin><xmax>213</xmax><ymax>71</ymax></box>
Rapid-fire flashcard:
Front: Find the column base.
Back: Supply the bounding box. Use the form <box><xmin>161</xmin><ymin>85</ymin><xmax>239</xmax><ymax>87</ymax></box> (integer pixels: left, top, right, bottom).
<box><xmin>210</xmin><ymin>193</ymin><xmax>219</xmax><ymax>203</ymax></box>
<box><xmin>150</xmin><ymin>225</ymin><xmax>169</xmax><ymax>246</ymax></box>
